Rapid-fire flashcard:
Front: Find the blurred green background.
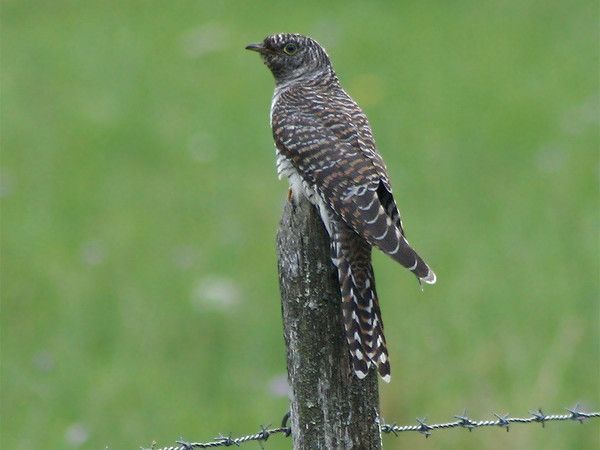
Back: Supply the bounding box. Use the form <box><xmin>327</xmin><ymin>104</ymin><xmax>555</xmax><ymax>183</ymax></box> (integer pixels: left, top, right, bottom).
<box><xmin>2</xmin><ymin>1</ymin><xmax>598</xmax><ymax>449</ymax></box>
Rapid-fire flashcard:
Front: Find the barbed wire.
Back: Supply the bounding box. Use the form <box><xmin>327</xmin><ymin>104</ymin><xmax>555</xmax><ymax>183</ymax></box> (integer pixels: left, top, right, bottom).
<box><xmin>379</xmin><ymin>404</ymin><xmax>599</xmax><ymax>437</ymax></box>
<box><xmin>143</xmin><ymin>404</ymin><xmax>598</xmax><ymax>449</ymax></box>
<box><xmin>144</xmin><ymin>412</ymin><xmax>292</xmax><ymax>450</ymax></box>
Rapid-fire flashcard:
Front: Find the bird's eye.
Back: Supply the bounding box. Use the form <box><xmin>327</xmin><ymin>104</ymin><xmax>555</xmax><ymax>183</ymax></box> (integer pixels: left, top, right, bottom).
<box><xmin>283</xmin><ymin>43</ymin><xmax>298</xmax><ymax>55</ymax></box>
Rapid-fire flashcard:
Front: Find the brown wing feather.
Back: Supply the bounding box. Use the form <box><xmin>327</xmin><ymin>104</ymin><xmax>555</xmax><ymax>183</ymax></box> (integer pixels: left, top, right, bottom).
<box><xmin>272</xmin><ymin>85</ymin><xmax>435</xmax><ymax>281</ymax></box>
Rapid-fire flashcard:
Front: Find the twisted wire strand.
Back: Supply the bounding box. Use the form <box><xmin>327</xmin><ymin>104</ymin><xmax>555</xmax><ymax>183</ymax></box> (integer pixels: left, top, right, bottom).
<box><xmin>380</xmin><ymin>406</ymin><xmax>599</xmax><ymax>437</ymax></box>
<box><xmin>145</xmin><ymin>405</ymin><xmax>599</xmax><ymax>449</ymax></box>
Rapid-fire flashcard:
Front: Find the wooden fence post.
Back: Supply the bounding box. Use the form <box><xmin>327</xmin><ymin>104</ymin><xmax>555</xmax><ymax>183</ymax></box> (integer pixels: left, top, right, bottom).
<box><xmin>277</xmin><ymin>196</ymin><xmax>382</xmax><ymax>449</ymax></box>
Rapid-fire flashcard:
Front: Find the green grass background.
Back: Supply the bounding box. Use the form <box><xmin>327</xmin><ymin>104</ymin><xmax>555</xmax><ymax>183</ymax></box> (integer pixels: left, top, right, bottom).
<box><xmin>2</xmin><ymin>1</ymin><xmax>598</xmax><ymax>449</ymax></box>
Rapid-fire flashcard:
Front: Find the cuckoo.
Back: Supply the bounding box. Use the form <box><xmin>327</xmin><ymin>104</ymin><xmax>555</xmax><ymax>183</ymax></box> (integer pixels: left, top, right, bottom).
<box><xmin>246</xmin><ymin>33</ymin><xmax>436</xmax><ymax>382</ymax></box>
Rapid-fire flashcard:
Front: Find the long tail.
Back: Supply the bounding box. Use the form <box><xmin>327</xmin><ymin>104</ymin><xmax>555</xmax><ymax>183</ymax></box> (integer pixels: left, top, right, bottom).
<box><xmin>331</xmin><ymin>220</ymin><xmax>391</xmax><ymax>382</ymax></box>
<box><xmin>350</xmin><ymin>180</ymin><xmax>437</xmax><ymax>285</ymax></box>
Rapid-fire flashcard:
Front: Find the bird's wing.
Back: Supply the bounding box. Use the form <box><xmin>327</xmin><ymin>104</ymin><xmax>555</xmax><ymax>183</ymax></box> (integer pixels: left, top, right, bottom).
<box><xmin>344</xmin><ymin>97</ymin><xmax>406</xmax><ymax>236</ymax></box>
<box><xmin>272</xmin><ymin>86</ymin><xmax>434</xmax><ymax>282</ymax></box>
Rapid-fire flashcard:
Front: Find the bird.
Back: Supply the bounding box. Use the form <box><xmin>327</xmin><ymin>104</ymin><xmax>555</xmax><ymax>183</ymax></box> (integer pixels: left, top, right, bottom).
<box><xmin>246</xmin><ymin>33</ymin><xmax>435</xmax><ymax>383</ymax></box>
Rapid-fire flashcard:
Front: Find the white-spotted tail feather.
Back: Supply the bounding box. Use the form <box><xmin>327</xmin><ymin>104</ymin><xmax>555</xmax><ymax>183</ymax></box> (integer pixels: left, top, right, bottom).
<box><xmin>331</xmin><ymin>219</ymin><xmax>391</xmax><ymax>382</ymax></box>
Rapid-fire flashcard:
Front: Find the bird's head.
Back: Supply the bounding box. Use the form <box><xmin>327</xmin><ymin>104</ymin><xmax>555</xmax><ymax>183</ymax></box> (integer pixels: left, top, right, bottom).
<box><xmin>246</xmin><ymin>33</ymin><xmax>333</xmax><ymax>85</ymax></box>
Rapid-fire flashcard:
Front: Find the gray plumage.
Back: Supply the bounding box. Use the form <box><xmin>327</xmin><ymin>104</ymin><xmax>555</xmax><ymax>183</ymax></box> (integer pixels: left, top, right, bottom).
<box><xmin>247</xmin><ymin>33</ymin><xmax>436</xmax><ymax>383</ymax></box>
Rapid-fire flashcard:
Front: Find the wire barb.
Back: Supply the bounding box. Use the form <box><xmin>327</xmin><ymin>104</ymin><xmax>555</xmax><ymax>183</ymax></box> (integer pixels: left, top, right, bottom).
<box><xmin>493</xmin><ymin>413</ymin><xmax>511</xmax><ymax>431</ymax></box>
<box><xmin>146</xmin><ymin>405</ymin><xmax>599</xmax><ymax>449</ymax></box>
<box><xmin>530</xmin><ymin>408</ymin><xmax>547</xmax><ymax>427</ymax></box>
<box><xmin>416</xmin><ymin>418</ymin><xmax>433</xmax><ymax>437</ymax></box>
<box><xmin>175</xmin><ymin>439</ymin><xmax>194</xmax><ymax>450</ymax></box>
<box><xmin>455</xmin><ymin>410</ymin><xmax>476</xmax><ymax>431</ymax></box>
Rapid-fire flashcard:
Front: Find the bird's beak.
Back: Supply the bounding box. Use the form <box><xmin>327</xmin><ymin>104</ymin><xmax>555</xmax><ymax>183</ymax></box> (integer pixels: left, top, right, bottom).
<box><xmin>245</xmin><ymin>42</ymin><xmax>266</xmax><ymax>53</ymax></box>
